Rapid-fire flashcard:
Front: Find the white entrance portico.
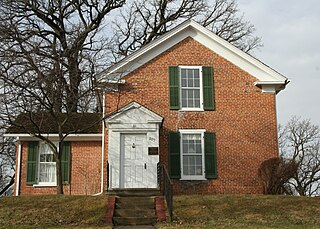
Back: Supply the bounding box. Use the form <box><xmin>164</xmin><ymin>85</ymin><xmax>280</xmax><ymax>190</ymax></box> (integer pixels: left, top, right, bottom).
<box><xmin>106</xmin><ymin>102</ymin><xmax>163</xmax><ymax>189</ymax></box>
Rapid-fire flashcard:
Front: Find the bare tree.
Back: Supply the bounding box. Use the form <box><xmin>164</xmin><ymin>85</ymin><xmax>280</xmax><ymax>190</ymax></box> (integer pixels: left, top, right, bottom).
<box><xmin>258</xmin><ymin>157</ymin><xmax>297</xmax><ymax>195</ymax></box>
<box><xmin>0</xmin><ymin>0</ymin><xmax>125</xmax><ymax>194</ymax></box>
<box><xmin>0</xmin><ymin>130</ymin><xmax>16</xmax><ymax>196</ymax></box>
<box><xmin>110</xmin><ymin>0</ymin><xmax>262</xmax><ymax>60</ymax></box>
<box><xmin>0</xmin><ymin>0</ymin><xmax>262</xmax><ymax>195</ymax></box>
<box><xmin>279</xmin><ymin>117</ymin><xmax>320</xmax><ymax>196</ymax></box>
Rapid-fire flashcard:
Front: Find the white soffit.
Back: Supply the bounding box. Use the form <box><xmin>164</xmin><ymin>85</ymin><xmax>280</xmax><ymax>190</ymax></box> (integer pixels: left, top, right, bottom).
<box><xmin>99</xmin><ymin>20</ymin><xmax>287</xmax><ymax>85</ymax></box>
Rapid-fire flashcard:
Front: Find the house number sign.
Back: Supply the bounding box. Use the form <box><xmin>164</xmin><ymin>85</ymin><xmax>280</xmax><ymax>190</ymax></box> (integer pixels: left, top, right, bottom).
<box><xmin>148</xmin><ymin>147</ymin><xmax>159</xmax><ymax>155</ymax></box>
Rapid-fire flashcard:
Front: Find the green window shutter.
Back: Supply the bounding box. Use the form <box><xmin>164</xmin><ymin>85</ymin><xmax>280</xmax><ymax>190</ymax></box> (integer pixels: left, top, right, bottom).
<box><xmin>61</xmin><ymin>142</ymin><xmax>71</xmax><ymax>184</ymax></box>
<box><xmin>202</xmin><ymin>66</ymin><xmax>214</xmax><ymax>110</ymax></box>
<box><xmin>26</xmin><ymin>142</ymin><xmax>39</xmax><ymax>185</ymax></box>
<box><xmin>169</xmin><ymin>132</ymin><xmax>181</xmax><ymax>179</ymax></box>
<box><xmin>204</xmin><ymin>132</ymin><xmax>217</xmax><ymax>179</ymax></box>
<box><xmin>168</xmin><ymin>66</ymin><xmax>180</xmax><ymax>110</ymax></box>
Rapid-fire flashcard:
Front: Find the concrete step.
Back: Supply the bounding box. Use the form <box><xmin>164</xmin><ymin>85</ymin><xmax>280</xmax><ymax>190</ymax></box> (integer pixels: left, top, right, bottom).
<box><xmin>113</xmin><ymin>216</ymin><xmax>157</xmax><ymax>226</ymax></box>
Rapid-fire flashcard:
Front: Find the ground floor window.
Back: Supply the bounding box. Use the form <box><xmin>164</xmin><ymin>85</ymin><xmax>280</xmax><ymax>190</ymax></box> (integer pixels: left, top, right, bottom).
<box><xmin>38</xmin><ymin>143</ymin><xmax>56</xmax><ymax>185</ymax></box>
<box><xmin>169</xmin><ymin>130</ymin><xmax>217</xmax><ymax>180</ymax></box>
<box><xmin>26</xmin><ymin>141</ymin><xmax>70</xmax><ymax>186</ymax></box>
<box><xmin>181</xmin><ymin>130</ymin><xmax>205</xmax><ymax>179</ymax></box>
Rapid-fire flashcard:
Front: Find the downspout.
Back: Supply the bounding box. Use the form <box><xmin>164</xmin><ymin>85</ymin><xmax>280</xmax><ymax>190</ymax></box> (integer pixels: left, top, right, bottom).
<box><xmin>15</xmin><ymin>138</ymin><xmax>22</xmax><ymax>196</ymax></box>
<box><xmin>93</xmin><ymin>92</ymin><xmax>106</xmax><ymax>196</ymax></box>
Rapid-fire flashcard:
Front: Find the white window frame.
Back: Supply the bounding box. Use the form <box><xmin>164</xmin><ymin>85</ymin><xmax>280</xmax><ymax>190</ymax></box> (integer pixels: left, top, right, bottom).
<box><xmin>179</xmin><ymin>66</ymin><xmax>203</xmax><ymax>111</ymax></box>
<box><xmin>34</xmin><ymin>142</ymin><xmax>58</xmax><ymax>187</ymax></box>
<box><xmin>179</xmin><ymin>129</ymin><xmax>206</xmax><ymax>180</ymax></box>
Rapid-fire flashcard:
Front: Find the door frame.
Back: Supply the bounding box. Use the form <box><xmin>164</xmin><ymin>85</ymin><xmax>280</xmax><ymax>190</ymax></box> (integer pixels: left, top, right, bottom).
<box><xmin>105</xmin><ymin>102</ymin><xmax>163</xmax><ymax>190</ymax></box>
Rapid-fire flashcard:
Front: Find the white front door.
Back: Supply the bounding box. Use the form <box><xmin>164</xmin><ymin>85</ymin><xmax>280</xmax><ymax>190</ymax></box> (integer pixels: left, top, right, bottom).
<box><xmin>120</xmin><ymin>134</ymin><xmax>154</xmax><ymax>188</ymax></box>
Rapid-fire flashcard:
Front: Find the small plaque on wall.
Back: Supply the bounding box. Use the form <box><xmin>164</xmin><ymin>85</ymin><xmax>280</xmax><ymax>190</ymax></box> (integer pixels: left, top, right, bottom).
<box><xmin>148</xmin><ymin>147</ymin><xmax>159</xmax><ymax>155</ymax></box>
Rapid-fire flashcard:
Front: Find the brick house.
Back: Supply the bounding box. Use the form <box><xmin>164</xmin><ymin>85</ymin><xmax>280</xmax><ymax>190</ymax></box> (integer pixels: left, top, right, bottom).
<box><xmin>8</xmin><ymin>20</ymin><xmax>288</xmax><ymax>195</ymax></box>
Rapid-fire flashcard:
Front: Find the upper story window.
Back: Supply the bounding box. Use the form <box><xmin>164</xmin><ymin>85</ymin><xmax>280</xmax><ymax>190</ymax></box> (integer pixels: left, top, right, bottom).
<box><xmin>180</xmin><ymin>67</ymin><xmax>203</xmax><ymax>110</ymax></box>
<box><xmin>169</xmin><ymin>66</ymin><xmax>214</xmax><ymax>111</ymax></box>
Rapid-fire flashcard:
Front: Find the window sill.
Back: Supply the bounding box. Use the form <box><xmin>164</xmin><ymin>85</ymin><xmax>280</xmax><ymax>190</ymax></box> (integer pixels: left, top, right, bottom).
<box><xmin>180</xmin><ymin>177</ymin><xmax>207</xmax><ymax>181</ymax></box>
<box><xmin>179</xmin><ymin>108</ymin><xmax>204</xmax><ymax>112</ymax></box>
<box><xmin>33</xmin><ymin>183</ymin><xmax>57</xmax><ymax>187</ymax></box>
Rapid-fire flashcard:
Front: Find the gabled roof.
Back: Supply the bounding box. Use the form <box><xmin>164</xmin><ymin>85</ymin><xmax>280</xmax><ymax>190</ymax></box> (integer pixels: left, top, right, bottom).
<box><xmin>98</xmin><ymin>20</ymin><xmax>288</xmax><ymax>90</ymax></box>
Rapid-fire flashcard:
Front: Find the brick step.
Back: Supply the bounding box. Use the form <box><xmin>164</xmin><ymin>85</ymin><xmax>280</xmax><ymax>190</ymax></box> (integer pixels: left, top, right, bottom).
<box><xmin>113</xmin><ymin>196</ymin><xmax>158</xmax><ymax>226</ymax></box>
<box><xmin>114</xmin><ymin>209</ymin><xmax>156</xmax><ymax>218</ymax></box>
<box><xmin>113</xmin><ymin>216</ymin><xmax>157</xmax><ymax>226</ymax></box>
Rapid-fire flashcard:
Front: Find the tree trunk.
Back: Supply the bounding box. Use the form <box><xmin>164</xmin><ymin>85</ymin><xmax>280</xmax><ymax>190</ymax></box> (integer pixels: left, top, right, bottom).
<box><xmin>56</xmin><ymin>147</ymin><xmax>63</xmax><ymax>194</ymax></box>
<box><xmin>66</xmin><ymin>56</ymin><xmax>81</xmax><ymax>112</ymax></box>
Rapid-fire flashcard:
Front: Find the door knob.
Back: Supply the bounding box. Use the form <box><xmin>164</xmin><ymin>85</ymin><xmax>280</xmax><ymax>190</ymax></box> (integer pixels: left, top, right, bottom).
<box><xmin>144</xmin><ymin>163</ymin><xmax>147</xmax><ymax>169</ymax></box>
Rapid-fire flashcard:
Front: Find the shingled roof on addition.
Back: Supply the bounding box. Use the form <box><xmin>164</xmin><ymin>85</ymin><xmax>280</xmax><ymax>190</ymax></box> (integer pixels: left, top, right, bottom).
<box><xmin>6</xmin><ymin>112</ymin><xmax>102</xmax><ymax>134</ymax></box>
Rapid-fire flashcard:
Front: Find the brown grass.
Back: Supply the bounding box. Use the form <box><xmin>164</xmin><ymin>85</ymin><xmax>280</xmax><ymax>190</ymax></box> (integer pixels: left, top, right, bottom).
<box><xmin>1</xmin><ymin>194</ymin><xmax>319</xmax><ymax>228</ymax></box>
<box><xmin>0</xmin><ymin>195</ymin><xmax>111</xmax><ymax>229</ymax></box>
<box><xmin>159</xmin><ymin>195</ymin><xmax>320</xmax><ymax>229</ymax></box>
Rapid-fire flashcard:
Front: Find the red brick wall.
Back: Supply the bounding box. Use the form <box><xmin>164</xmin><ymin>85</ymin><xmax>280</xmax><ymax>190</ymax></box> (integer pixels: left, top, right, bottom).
<box><xmin>105</xmin><ymin>37</ymin><xmax>279</xmax><ymax>194</ymax></box>
<box><xmin>17</xmin><ymin>141</ymin><xmax>102</xmax><ymax>195</ymax></box>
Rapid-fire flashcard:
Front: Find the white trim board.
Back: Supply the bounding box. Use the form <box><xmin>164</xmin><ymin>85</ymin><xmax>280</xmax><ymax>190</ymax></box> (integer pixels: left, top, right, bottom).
<box><xmin>98</xmin><ymin>20</ymin><xmax>288</xmax><ymax>91</ymax></box>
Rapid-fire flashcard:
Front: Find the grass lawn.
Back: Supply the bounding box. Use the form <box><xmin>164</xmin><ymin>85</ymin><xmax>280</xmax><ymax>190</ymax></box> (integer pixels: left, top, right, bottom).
<box><xmin>0</xmin><ymin>194</ymin><xmax>319</xmax><ymax>228</ymax></box>
<box><xmin>0</xmin><ymin>195</ymin><xmax>111</xmax><ymax>229</ymax></box>
<box><xmin>159</xmin><ymin>195</ymin><xmax>320</xmax><ymax>228</ymax></box>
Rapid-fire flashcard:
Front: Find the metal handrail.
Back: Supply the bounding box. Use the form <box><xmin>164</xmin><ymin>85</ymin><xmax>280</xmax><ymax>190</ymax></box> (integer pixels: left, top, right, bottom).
<box><xmin>158</xmin><ymin>163</ymin><xmax>173</xmax><ymax>222</ymax></box>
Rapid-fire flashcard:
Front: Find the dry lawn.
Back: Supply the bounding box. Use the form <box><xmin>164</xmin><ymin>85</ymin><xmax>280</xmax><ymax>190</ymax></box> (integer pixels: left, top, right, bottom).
<box><xmin>159</xmin><ymin>195</ymin><xmax>320</xmax><ymax>228</ymax></box>
<box><xmin>0</xmin><ymin>195</ymin><xmax>111</xmax><ymax>229</ymax></box>
<box><xmin>1</xmin><ymin>194</ymin><xmax>319</xmax><ymax>228</ymax></box>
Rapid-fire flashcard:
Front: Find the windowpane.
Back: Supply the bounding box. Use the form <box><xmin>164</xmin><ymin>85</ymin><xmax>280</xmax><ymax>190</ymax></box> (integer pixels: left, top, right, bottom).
<box><xmin>181</xmin><ymin>69</ymin><xmax>186</xmax><ymax>78</ymax></box>
<box><xmin>181</xmin><ymin>79</ymin><xmax>187</xmax><ymax>87</ymax></box>
<box><xmin>194</xmin><ymin>90</ymin><xmax>200</xmax><ymax>99</ymax></box>
<box><xmin>195</xmin><ymin>100</ymin><xmax>200</xmax><ymax>108</ymax></box>
<box><xmin>194</xmin><ymin>70</ymin><xmax>200</xmax><ymax>87</ymax></box>
<box><xmin>182</xmin><ymin>90</ymin><xmax>187</xmax><ymax>99</ymax></box>
<box><xmin>182</xmin><ymin>99</ymin><xmax>187</xmax><ymax>107</ymax></box>
<box><xmin>194</xmin><ymin>69</ymin><xmax>199</xmax><ymax>78</ymax></box>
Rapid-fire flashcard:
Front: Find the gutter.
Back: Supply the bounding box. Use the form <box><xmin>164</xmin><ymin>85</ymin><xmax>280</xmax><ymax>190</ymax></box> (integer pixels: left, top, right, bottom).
<box><xmin>15</xmin><ymin>139</ymin><xmax>22</xmax><ymax>196</ymax></box>
<box><xmin>93</xmin><ymin>93</ymin><xmax>106</xmax><ymax>196</ymax></box>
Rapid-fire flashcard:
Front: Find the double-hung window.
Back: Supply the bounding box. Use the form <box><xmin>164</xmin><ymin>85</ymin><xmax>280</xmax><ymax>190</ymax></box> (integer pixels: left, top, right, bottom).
<box><xmin>180</xmin><ymin>67</ymin><xmax>203</xmax><ymax>110</ymax></box>
<box><xmin>26</xmin><ymin>141</ymin><xmax>70</xmax><ymax>186</ymax></box>
<box><xmin>180</xmin><ymin>130</ymin><xmax>205</xmax><ymax>180</ymax></box>
<box><xmin>38</xmin><ymin>143</ymin><xmax>56</xmax><ymax>185</ymax></box>
<box><xmin>169</xmin><ymin>130</ymin><xmax>217</xmax><ymax>180</ymax></box>
<box><xmin>169</xmin><ymin>66</ymin><xmax>214</xmax><ymax>111</ymax></box>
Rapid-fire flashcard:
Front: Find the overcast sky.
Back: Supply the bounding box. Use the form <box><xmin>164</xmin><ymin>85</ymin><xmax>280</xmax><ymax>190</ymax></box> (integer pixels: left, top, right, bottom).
<box><xmin>237</xmin><ymin>0</ymin><xmax>320</xmax><ymax>126</ymax></box>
